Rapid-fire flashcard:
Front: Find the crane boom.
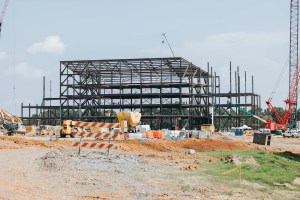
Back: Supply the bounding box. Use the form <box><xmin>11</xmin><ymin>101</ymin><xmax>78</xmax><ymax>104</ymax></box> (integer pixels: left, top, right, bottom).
<box><xmin>162</xmin><ymin>33</ymin><xmax>175</xmax><ymax>57</ymax></box>
<box><xmin>287</xmin><ymin>0</ymin><xmax>299</xmax><ymax>127</ymax></box>
<box><xmin>0</xmin><ymin>0</ymin><xmax>9</xmax><ymax>34</ymax></box>
<box><xmin>238</xmin><ymin>107</ymin><xmax>267</xmax><ymax>123</ymax></box>
<box><xmin>227</xmin><ymin>101</ymin><xmax>267</xmax><ymax>124</ymax></box>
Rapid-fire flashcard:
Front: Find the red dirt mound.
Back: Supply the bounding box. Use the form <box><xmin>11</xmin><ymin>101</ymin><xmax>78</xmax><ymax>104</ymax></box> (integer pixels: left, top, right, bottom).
<box><xmin>117</xmin><ymin>138</ymin><xmax>260</xmax><ymax>154</ymax></box>
<box><xmin>0</xmin><ymin>136</ymin><xmax>69</xmax><ymax>149</ymax></box>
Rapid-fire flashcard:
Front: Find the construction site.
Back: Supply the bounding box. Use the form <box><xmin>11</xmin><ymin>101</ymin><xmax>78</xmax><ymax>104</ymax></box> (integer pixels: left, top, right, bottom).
<box><xmin>0</xmin><ymin>1</ymin><xmax>300</xmax><ymax>200</ymax></box>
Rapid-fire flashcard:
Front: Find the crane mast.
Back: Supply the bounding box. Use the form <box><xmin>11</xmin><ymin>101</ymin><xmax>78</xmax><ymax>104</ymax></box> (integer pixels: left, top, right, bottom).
<box><xmin>288</xmin><ymin>0</ymin><xmax>299</xmax><ymax>128</ymax></box>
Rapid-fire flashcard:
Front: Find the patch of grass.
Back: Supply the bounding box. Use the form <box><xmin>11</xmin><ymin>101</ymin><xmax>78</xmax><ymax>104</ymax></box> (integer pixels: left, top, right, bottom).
<box><xmin>201</xmin><ymin>150</ymin><xmax>300</xmax><ymax>188</ymax></box>
<box><xmin>258</xmin><ymin>187</ymin><xmax>271</xmax><ymax>193</ymax></box>
<box><xmin>180</xmin><ymin>184</ymin><xmax>191</xmax><ymax>192</ymax></box>
<box><xmin>222</xmin><ymin>191</ymin><xmax>234</xmax><ymax>196</ymax></box>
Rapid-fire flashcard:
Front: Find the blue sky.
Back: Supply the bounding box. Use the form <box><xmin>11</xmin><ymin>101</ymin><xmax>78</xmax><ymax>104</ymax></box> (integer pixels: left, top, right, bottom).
<box><xmin>0</xmin><ymin>0</ymin><xmax>292</xmax><ymax>115</ymax></box>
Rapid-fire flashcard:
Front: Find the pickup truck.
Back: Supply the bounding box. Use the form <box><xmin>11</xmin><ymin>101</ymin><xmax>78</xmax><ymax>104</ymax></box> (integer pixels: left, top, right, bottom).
<box><xmin>282</xmin><ymin>129</ymin><xmax>300</xmax><ymax>138</ymax></box>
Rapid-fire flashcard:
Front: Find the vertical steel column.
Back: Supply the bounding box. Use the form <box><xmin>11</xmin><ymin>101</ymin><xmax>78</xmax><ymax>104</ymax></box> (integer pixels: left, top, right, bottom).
<box><xmin>229</xmin><ymin>62</ymin><xmax>232</xmax><ymax>128</ymax></box>
<box><xmin>179</xmin><ymin>59</ymin><xmax>183</xmax><ymax>128</ymax></box>
<box><xmin>234</xmin><ymin>70</ymin><xmax>237</xmax><ymax>127</ymax></box>
<box><xmin>245</xmin><ymin>71</ymin><xmax>247</xmax><ymax>104</ymax></box>
<box><xmin>29</xmin><ymin>103</ymin><xmax>31</xmax><ymax>125</ymax></box>
<box><xmin>207</xmin><ymin>62</ymin><xmax>210</xmax><ymax>120</ymax></box>
<box><xmin>160</xmin><ymin>59</ymin><xmax>163</xmax><ymax>129</ymax></box>
<box><xmin>21</xmin><ymin>103</ymin><xmax>23</xmax><ymax>122</ymax></box>
<box><xmin>59</xmin><ymin>62</ymin><xmax>62</xmax><ymax>125</ymax></box>
<box><xmin>237</xmin><ymin>66</ymin><xmax>241</xmax><ymax>126</ymax></box>
<box><xmin>131</xmin><ymin>63</ymin><xmax>133</xmax><ymax>112</ymax></box>
<box><xmin>140</xmin><ymin>60</ymin><xmax>143</xmax><ymax>114</ymax></box>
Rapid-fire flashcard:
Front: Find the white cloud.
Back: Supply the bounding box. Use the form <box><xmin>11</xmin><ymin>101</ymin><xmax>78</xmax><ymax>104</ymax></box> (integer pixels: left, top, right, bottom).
<box><xmin>28</xmin><ymin>35</ymin><xmax>66</xmax><ymax>54</ymax></box>
<box><xmin>178</xmin><ymin>31</ymin><xmax>288</xmax><ymax>62</ymax></box>
<box><xmin>143</xmin><ymin>31</ymin><xmax>289</xmax><ymax>108</ymax></box>
<box><xmin>14</xmin><ymin>62</ymin><xmax>44</xmax><ymax>79</ymax></box>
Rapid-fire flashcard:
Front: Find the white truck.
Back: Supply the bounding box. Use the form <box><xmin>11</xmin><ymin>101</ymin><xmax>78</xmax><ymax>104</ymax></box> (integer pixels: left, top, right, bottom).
<box><xmin>282</xmin><ymin>129</ymin><xmax>300</xmax><ymax>138</ymax></box>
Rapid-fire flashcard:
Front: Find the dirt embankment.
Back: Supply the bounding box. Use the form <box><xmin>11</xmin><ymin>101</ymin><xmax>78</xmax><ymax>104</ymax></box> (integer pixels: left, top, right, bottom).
<box><xmin>0</xmin><ymin>136</ymin><xmax>262</xmax><ymax>153</ymax></box>
<box><xmin>0</xmin><ymin>136</ymin><xmax>71</xmax><ymax>149</ymax></box>
<box><xmin>118</xmin><ymin>139</ymin><xmax>261</xmax><ymax>154</ymax></box>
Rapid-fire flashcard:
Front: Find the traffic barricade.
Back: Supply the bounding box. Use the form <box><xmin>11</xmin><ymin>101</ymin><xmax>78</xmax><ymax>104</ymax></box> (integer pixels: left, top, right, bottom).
<box><xmin>70</xmin><ymin>121</ymin><xmax>122</xmax><ymax>155</ymax></box>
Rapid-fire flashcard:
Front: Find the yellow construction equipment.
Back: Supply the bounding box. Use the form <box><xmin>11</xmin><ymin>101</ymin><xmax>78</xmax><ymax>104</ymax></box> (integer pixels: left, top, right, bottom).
<box><xmin>59</xmin><ymin>111</ymin><xmax>141</xmax><ymax>137</ymax></box>
<box><xmin>0</xmin><ymin>108</ymin><xmax>25</xmax><ymax>135</ymax></box>
<box><xmin>117</xmin><ymin>111</ymin><xmax>141</xmax><ymax>133</ymax></box>
<box><xmin>25</xmin><ymin>125</ymin><xmax>37</xmax><ymax>134</ymax></box>
<box><xmin>60</xmin><ymin>120</ymin><xmax>76</xmax><ymax>138</ymax></box>
<box><xmin>200</xmin><ymin>124</ymin><xmax>215</xmax><ymax>132</ymax></box>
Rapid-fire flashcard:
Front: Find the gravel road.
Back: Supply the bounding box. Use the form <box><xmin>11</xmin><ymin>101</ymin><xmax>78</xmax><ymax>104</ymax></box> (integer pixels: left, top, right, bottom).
<box><xmin>0</xmin><ymin>136</ymin><xmax>299</xmax><ymax>200</ymax></box>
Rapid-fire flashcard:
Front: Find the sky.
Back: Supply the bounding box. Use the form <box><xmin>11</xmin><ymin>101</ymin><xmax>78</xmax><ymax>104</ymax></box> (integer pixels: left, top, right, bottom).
<box><xmin>0</xmin><ymin>0</ymin><xmax>292</xmax><ymax>115</ymax></box>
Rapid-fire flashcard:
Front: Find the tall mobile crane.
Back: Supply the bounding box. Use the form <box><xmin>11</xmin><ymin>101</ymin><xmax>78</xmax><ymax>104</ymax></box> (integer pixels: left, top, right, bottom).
<box><xmin>266</xmin><ymin>0</ymin><xmax>300</xmax><ymax>131</ymax></box>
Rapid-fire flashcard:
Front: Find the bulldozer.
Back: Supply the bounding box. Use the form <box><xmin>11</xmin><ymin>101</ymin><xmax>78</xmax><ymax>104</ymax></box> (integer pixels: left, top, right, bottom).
<box><xmin>0</xmin><ymin>108</ymin><xmax>25</xmax><ymax>135</ymax></box>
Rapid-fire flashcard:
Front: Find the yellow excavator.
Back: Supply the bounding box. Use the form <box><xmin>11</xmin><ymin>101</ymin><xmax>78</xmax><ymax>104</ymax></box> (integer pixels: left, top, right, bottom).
<box><xmin>0</xmin><ymin>108</ymin><xmax>26</xmax><ymax>135</ymax></box>
<box><xmin>117</xmin><ymin>111</ymin><xmax>141</xmax><ymax>133</ymax></box>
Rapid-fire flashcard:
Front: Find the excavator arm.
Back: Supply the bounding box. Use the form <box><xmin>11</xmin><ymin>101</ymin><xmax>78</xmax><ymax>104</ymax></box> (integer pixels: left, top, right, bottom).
<box><xmin>0</xmin><ymin>108</ymin><xmax>25</xmax><ymax>135</ymax></box>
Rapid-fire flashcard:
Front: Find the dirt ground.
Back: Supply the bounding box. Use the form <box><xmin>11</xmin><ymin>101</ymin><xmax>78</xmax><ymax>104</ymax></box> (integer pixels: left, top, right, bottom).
<box><xmin>0</xmin><ymin>135</ymin><xmax>299</xmax><ymax>200</ymax></box>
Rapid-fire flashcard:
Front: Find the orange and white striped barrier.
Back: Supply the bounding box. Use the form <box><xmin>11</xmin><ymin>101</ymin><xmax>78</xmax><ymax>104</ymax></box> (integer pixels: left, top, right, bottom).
<box><xmin>71</xmin><ymin>140</ymin><xmax>117</xmax><ymax>150</ymax></box>
<box><xmin>73</xmin><ymin>121</ymin><xmax>120</xmax><ymax>129</ymax></box>
<box><xmin>72</xmin><ymin>131</ymin><xmax>119</xmax><ymax>139</ymax></box>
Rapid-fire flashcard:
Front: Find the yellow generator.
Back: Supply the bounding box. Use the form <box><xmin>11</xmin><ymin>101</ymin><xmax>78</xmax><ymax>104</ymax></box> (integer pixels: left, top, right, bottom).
<box><xmin>200</xmin><ymin>124</ymin><xmax>215</xmax><ymax>132</ymax></box>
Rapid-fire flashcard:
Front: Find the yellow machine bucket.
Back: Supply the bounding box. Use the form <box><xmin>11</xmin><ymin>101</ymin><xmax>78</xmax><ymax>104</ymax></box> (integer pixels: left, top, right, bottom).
<box><xmin>117</xmin><ymin>112</ymin><xmax>141</xmax><ymax>127</ymax></box>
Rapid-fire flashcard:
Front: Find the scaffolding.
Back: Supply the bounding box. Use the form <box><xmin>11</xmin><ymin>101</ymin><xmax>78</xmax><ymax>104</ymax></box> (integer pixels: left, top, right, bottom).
<box><xmin>21</xmin><ymin>57</ymin><xmax>261</xmax><ymax>131</ymax></box>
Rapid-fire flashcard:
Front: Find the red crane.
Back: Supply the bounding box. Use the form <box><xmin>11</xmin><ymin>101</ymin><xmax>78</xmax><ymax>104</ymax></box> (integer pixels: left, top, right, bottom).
<box><xmin>0</xmin><ymin>0</ymin><xmax>9</xmax><ymax>35</ymax></box>
<box><xmin>265</xmin><ymin>0</ymin><xmax>299</xmax><ymax>132</ymax></box>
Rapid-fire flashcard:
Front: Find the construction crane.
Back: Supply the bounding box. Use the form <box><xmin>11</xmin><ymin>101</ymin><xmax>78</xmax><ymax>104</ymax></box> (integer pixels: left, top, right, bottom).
<box><xmin>162</xmin><ymin>33</ymin><xmax>175</xmax><ymax>57</ymax></box>
<box><xmin>0</xmin><ymin>0</ymin><xmax>9</xmax><ymax>35</ymax></box>
<box><xmin>266</xmin><ymin>0</ymin><xmax>299</xmax><ymax>131</ymax></box>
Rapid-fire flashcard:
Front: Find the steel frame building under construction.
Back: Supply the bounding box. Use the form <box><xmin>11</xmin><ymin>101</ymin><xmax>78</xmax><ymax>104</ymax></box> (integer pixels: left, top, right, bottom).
<box><xmin>21</xmin><ymin>57</ymin><xmax>261</xmax><ymax>130</ymax></box>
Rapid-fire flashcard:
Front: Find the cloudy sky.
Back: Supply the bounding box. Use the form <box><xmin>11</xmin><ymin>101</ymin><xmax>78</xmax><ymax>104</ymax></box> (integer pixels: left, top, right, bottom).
<box><xmin>0</xmin><ymin>0</ymin><xmax>292</xmax><ymax>115</ymax></box>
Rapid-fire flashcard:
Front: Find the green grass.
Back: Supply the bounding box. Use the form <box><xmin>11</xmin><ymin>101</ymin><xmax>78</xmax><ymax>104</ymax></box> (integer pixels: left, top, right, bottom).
<box><xmin>201</xmin><ymin>150</ymin><xmax>300</xmax><ymax>187</ymax></box>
